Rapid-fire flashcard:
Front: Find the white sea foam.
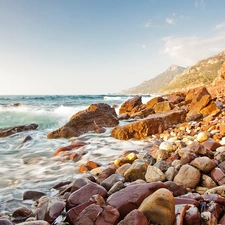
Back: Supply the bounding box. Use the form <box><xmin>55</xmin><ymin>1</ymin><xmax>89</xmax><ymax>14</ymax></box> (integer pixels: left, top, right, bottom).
<box><xmin>103</xmin><ymin>96</ymin><xmax>123</xmax><ymax>100</ymax></box>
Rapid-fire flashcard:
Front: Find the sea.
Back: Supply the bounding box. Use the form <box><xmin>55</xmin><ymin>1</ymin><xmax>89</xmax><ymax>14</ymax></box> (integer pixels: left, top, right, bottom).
<box><xmin>0</xmin><ymin>94</ymin><xmax>154</xmax><ymax>213</ymax></box>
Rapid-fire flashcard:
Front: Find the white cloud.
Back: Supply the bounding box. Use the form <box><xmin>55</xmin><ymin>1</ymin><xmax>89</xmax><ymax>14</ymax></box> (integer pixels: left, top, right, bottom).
<box><xmin>215</xmin><ymin>22</ymin><xmax>225</xmax><ymax>30</ymax></box>
<box><xmin>142</xmin><ymin>45</ymin><xmax>147</xmax><ymax>49</ymax></box>
<box><xmin>160</xmin><ymin>33</ymin><xmax>225</xmax><ymax>66</ymax></box>
<box><xmin>195</xmin><ymin>0</ymin><xmax>206</xmax><ymax>8</ymax></box>
<box><xmin>166</xmin><ymin>17</ymin><xmax>175</xmax><ymax>25</ymax></box>
<box><xmin>144</xmin><ymin>20</ymin><xmax>152</xmax><ymax>28</ymax></box>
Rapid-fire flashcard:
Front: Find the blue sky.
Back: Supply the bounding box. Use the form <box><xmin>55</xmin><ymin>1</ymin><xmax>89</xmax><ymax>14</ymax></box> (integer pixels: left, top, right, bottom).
<box><xmin>0</xmin><ymin>0</ymin><xmax>225</xmax><ymax>95</ymax></box>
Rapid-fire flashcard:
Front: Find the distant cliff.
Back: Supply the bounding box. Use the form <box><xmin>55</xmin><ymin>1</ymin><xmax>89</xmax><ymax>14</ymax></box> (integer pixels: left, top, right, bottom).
<box><xmin>160</xmin><ymin>50</ymin><xmax>225</xmax><ymax>94</ymax></box>
<box><xmin>119</xmin><ymin>65</ymin><xmax>186</xmax><ymax>94</ymax></box>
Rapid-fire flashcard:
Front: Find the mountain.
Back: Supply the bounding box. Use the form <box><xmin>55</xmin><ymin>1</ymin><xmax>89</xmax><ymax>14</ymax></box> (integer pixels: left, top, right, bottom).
<box><xmin>160</xmin><ymin>50</ymin><xmax>225</xmax><ymax>94</ymax></box>
<box><xmin>119</xmin><ymin>65</ymin><xmax>186</xmax><ymax>94</ymax></box>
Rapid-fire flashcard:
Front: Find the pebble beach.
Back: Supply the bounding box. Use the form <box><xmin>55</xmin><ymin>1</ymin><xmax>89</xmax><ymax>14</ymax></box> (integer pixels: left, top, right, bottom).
<box><xmin>1</xmin><ymin>87</ymin><xmax>225</xmax><ymax>225</ymax></box>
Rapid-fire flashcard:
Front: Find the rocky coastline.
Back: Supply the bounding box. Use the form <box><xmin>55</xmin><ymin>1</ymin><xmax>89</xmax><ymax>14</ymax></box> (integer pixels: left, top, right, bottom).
<box><xmin>1</xmin><ymin>83</ymin><xmax>225</xmax><ymax>224</ymax></box>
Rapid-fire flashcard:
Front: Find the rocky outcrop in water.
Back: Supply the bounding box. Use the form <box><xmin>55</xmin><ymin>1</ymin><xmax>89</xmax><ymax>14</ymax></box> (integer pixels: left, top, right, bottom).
<box><xmin>0</xmin><ymin>124</ymin><xmax>38</xmax><ymax>138</ymax></box>
<box><xmin>47</xmin><ymin>103</ymin><xmax>119</xmax><ymax>139</ymax></box>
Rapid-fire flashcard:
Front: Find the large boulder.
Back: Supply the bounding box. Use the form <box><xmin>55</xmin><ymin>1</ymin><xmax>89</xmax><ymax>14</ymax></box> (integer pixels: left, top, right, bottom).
<box><xmin>0</xmin><ymin>123</ymin><xmax>38</xmax><ymax>138</ymax></box>
<box><xmin>47</xmin><ymin>103</ymin><xmax>119</xmax><ymax>138</ymax></box>
<box><xmin>119</xmin><ymin>96</ymin><xmax>143</xmax><ymax>115</ymax></box>
<box><xmin>106</xmin><ymin>181</ymin><xmax>167</xmax><ymax>218</ymax></box>
<box><xmin>186</xmin><ymin>87</ymin><xmax>220</xmax><ymax>121</ymax></box>
<box><xmin>138</xmin><ymin>188</ymin><xmax>175</xmax><ymax>225</ymax></box>
<box><xmin>111</xmin><ymin>110</ymin><xmax>186</xmax><ymax>140</ymax></box>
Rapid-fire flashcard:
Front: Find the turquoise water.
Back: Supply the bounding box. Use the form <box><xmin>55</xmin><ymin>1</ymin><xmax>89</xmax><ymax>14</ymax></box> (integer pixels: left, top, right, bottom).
<box><xmin>0</xmin><ymin>94</ymin><xmax>152</xmax><ymax>213</ymax></box>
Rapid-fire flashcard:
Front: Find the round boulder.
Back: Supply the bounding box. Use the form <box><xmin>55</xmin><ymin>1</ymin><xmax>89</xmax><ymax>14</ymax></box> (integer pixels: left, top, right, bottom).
<box><xmin>138</xmin><ymin>188</ymin><xmax>175</xmax><ymax>225</ymax></box>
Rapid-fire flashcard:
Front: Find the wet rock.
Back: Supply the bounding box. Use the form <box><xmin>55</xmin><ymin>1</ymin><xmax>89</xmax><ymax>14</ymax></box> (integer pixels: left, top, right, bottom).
<box><xmin>138</xmin><ymin>188</ymin><xmax>175</xmax><ymax>225</ymax></box>
<box><xmin>190</xmin><ymin>156</ymin><xmax>216</xmax><ymax>173</ymax></box>
<box><xmin>111</xmin><ymin>109</ymin><xmax>186</xmax><ymax>140</ymax></box>
<box><xmin>67</xmin><ymin>203</ymin><xmax>119</xmax><ymax>225</ymax></box>
<box><xmin>107</xmin><ymin>181</ymin><xmax>166</xmax><ymax>218</ymax></box>
<box><xmin>67</xmin><ymin>182</ymin><xmax>107</xmax><ymax>210</ymax></box>
<box><xmin>71</xmin><ymin>178</ymin><xmax>89</xmax><ymax>193</ymax></box>
<box><xmin>145</xmin><ymin>165</ymin><xmax>166</xmax><ymax>182</ymax></box>
<box><xmin>107</xmin><ymin>181</ymin><xmax>124</xmax><ymax>196</ymax></box>
<box><xmin>165</xmin><ymin>181</ymin><xmax>187</xmax><ymax>197</ymax></box>
<box><xmin>117</xmin><ymin>209</ymin><xmax>149</xmax><ymax>225</ymax></box>
<box><xmin>183</xmin><ymin>205</ymin><xmax>201</xmax><ymax>225</ymax></box>
<box><xmin>124</xmin><ymin>160</ymin><xmax>147</xmax><ymax>181</ymax></box>
<box><xmin>96</xmin><ymin>166</ymin><xmax>117</xmax><ymax>184</ymax></box>
<box><xmin>47</xmin><ymin>103</ymin><xmax>119</xmax><ymax>138</ymax></box>
<box><xmin>100</xmin><ymin>174</ymin><xmax>125</xmax><ymax>191</ymax></box>
<box><xmin>35</xmin><ymin>196</ymin><xmax>66</xmax><ymax>224</ymax></box>
<box><xmin>0</xmin><ymin>219</ymin><xmax>14</xmax><ymax>225</ymax></box>
<box><xmin>0</xmin><ymin>124</ymin><xmax>38</xmax><ymax>138</ymax></box>
<box><xmin>23</xmin><ymin>191</ymin><xmax>46</xmax><ymax>201</ymax></box>
<box><xmin>12</xmin><ymin>207</ymin><xmax>33</xmax><ymax>222</ymax></box>
<box><xmin>174</xmin><ymin>164</ymin><xmax>201</xmax><ymax>188</ymax></box>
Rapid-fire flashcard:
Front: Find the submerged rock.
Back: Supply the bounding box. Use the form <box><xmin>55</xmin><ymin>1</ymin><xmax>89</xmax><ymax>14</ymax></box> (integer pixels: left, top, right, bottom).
<box><xmin>0</xmin><ymin>124</ymin><xmax>38</xmax><ymax>138</ymax></box>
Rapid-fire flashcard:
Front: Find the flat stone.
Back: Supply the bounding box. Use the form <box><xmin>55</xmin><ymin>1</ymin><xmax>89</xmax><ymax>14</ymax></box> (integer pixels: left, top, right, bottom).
<box><xmin>111</xmin><ymin>110</ymin><xmax>186</xmax><ymax>140</ymax></box>
<box><xmin>67</xmin><ymin>182</ymin><xmax>107</xmax><ymax>210</ymax></box>
<box><xmin>107</xmin><ymin>182</ymin><xmax>167</xmax><ymax>218</ymax></box>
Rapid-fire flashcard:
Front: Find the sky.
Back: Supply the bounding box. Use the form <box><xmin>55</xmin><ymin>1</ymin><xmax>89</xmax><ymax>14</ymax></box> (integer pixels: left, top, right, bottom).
<box><xmin>0</xmin><ymin>0</ymin><xmax>225</xmax><ymax>95</ymax></box>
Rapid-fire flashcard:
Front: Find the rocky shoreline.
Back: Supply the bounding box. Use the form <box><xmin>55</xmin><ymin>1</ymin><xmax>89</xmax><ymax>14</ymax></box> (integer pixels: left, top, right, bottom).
<box><xmin>1</xmin><ymin>85</ymin><xmax>225</xmax><ymax>224</ymax></box>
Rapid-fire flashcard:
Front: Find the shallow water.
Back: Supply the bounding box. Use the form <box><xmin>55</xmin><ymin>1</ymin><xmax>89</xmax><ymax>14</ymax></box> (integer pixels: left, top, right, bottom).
<box><xmin>0</xmin><ymin>94</ymin><xmax>153</xmax><ymax>213</ymax></box>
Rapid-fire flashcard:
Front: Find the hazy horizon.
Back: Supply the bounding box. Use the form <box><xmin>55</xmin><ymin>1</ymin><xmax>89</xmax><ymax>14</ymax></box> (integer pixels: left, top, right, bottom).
<box><xmin>1</xmin><ymin>0</ymin><xmax>225</xmax><ymax>95</ymax></box>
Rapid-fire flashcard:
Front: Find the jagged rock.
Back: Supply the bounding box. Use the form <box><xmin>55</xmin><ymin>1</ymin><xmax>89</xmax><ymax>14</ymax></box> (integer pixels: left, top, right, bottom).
<box><xmin>67</xmin><ymin>203</ymin><xmax>119</xmax><ymax>225</ymax></box>
<box><xmin>111</xmin><ymin>110</ymin><xmax>186</xmax><ymax>140</ymax></box>
<box><xmin>119</xmin><ymin>96</ymin><xmax>143</xmax><ymax>115</ymax></box>
<box><xmin>47</xmin><ymin>103</ymin><xmax>118</xmax><ymax>138</ymax></box>
<box><xmin>35</xmin><ymin>196</ymin><xmax>66</xmax><ymax>224</ymax></box>
<box><xmin>0</xmin><ymin>124</ymin><xmax>38</xmax><ymax>138</ymax></box>
<box><xmin>146</xmin><ymin>96</ymin><xmax>164</xmax><ymax>109</ymax></box>
<box><xmin>153</xmin><ymin>101</ymin><xmax>174</xmax><ymax>113</ymax></box>
<box><xmin>186</xmin><ymin>87</ymin><xmax>220</xmax><ymax>121</ymax></box>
